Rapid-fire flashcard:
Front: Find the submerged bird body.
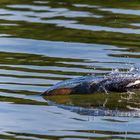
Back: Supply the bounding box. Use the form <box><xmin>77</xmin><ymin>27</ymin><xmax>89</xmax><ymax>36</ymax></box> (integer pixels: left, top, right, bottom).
<box><xmin>43</xmin><ymin>72</ymin><xmax>140</xmax><ymax>96</ymax></box>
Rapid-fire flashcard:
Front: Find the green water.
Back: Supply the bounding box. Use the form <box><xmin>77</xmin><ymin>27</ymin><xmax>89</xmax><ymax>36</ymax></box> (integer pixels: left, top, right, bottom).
<box><xmin>0</xmin><ymin>0</ymin><xmax>139</xmax><ymax>139</ymax></box>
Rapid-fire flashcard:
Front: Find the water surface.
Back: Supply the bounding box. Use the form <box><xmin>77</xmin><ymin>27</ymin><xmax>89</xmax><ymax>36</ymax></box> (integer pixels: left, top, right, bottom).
<box><xmin>0</xmin><ymin>0</ymin><xmax>140</xmax><ymax>139</ymax></box>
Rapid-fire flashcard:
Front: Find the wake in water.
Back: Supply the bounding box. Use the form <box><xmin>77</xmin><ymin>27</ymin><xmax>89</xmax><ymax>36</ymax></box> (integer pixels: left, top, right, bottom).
<box><xmin>42</xmin><ymin>67</ymin><xmax>140</xmax><ymax>96</ymax></box>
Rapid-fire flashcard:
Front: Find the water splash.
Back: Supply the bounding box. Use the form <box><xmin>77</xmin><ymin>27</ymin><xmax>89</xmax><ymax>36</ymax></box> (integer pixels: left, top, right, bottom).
<box><xmin>107</xmin><ymin>67</ymin><xmax>140</xmax><ymax>78</ymax></box>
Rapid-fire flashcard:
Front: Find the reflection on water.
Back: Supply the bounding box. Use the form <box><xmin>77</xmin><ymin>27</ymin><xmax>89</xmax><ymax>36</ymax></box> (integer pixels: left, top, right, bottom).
<box><xmin>0</xmin><ymin>0</ymin><xmax>139</xmax><ymax>139</ymax></box>
<box><xmin>45</xmin><ymin>92</ymin><xmax>140</xmax><ymax>118</ymax></box>
<box><xmin>45</xmin><ymin>92</ymin><xmax>140</xmax><ymax>111</ymax></box>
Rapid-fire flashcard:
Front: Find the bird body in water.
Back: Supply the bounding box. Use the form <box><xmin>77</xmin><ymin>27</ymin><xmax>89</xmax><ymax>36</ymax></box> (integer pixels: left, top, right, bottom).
<box><xmin>42</xmin><ymin>70</ymin><xmax>140</xmax><ymax>96</ymax></box>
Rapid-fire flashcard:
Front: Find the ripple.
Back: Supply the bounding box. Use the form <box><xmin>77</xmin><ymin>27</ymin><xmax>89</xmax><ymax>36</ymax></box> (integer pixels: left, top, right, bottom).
<box><xmin>131</xmin><ymin>23</ymin><xmax>140</xmax><ymax>27</ymax></box>
<box><xmin>0</xmin><ymin>34</ymin><xmax>11</xmax><ymax>37</ymax></box>
<box><xmin>4</xmin><ymin>4</ymin><xmax>101</xmax><ymax>21</ymax></box>
<box><xmin>54</xmin><ymin>22</ymin><xmax>140</xmax><ymax>34</ymax></box>
<box><xmin>0</xmin><ymin>23</ymin><xmax>18</xmax><ymax>26</ymax></box>
<box><xmin>100</xmin><ymin>8</ymin><xmax>140</xmax><ymax>16</ymax></box>
<box><xmin>7</xmin><ymin>4</ymin><xmax>68</xmax><ymax>12</ymax></box>
<box><xmin>74</xmin><ymin>4</ymin><xmax>99</xmax><ymax>8</ymax></box>
<box><xmin>33</xmin><ymin>1</ymin><xmax>49</xmax><ymax>4</ymax></box>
